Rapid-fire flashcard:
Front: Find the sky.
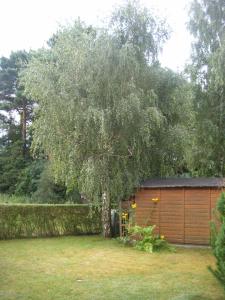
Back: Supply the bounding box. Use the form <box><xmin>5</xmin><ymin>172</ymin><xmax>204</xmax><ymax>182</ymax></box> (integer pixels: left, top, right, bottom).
<box><xmin>0</xmin><ymin>0</ymin><xmax>192</xmax><ymax>71</ymax></box>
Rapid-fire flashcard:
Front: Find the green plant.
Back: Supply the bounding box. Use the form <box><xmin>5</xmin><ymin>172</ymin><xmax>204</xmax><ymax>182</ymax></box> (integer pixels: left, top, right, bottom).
<box><xmin>116</xmin><ymin>235</ymin><xmax>133</xmax><ymax>246</ymax></box>
<box><xmin>0</xmin><ymin>204</ymin><xmax>101</xmax><ymax>239</ymax></box>
<box><xmin>119</xmin><ymin>224</ymin><xmax>174</xmax><ymax>253</ymax></box>
<box><xmin>0</xmin><ymin>193</ymin><xmax>32</xmax><ymax>204</ymax></box>
<box><xmin>210</xmin><ymin>192</ymin><xmax>225</xmax><ymax>288</ymax></box>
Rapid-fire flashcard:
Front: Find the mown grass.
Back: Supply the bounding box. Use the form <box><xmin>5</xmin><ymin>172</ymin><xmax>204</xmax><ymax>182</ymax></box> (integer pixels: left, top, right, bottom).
<box><xmin>0</xmin><ymin>236</ymin><xmax>224</xmax><ymax>300</ymax></box>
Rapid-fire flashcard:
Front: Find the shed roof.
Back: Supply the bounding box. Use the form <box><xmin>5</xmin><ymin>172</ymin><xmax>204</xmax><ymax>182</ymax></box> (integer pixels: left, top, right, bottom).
<box><xmin>140</xmin><ymin>178</ymin><xmax>225</xmax><ymax>188</ymax></box>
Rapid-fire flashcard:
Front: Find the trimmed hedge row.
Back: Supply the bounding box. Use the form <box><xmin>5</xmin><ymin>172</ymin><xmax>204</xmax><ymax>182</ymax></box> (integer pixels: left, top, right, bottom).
<box><xmin>0</xmin><ymin>204</ymin><xmax>101</xmax><ymax>239</ymax></box>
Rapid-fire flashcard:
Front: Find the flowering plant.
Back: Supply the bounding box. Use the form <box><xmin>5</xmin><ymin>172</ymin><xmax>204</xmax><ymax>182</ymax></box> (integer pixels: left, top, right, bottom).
<box><xmin>118</xmin><ymin>225</ymin><xmax>175</xmax><ymax>253</ymax></box>
<box><xmin>128</xmin><ymin>225</ymin><xmax>172</xmax><ymax>253</ymax></box>
<box><xmin>131</xmin><ymin>203</ymin><xmax>137</xmax><ymax>209</ymax></box>
<box><xmin>121</xmin><ymin>212</ymin><xmax>128</xmax><ymax>220</ymax></box>
<box><xmin>151</xmin><ymin>197</ymin><xmax>159</xmax><ymax>203</ymax></box>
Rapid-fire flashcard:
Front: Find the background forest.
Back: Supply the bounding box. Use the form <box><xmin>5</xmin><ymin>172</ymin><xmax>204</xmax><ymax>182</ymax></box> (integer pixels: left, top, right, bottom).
<box><xmin>0</xmin><ymin>0</ymin><xmax>225</xmax><ymax>206</ymax></box>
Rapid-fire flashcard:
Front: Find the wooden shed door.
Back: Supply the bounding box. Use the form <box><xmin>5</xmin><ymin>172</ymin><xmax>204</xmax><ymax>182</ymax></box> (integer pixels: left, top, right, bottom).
<box><xmin>135</xmin><ymin>189</ymin><xmax>160</xmax><ymax>234</ymax></box>
<box><xmin>160</xmin><ymin>189</ymin><xmax>184</xmax><ymax>243</ymax></box>
<box><xmin>184</xmin><ymin>189</ymin><xmax>211</xmax><ymax>245</ymax></box>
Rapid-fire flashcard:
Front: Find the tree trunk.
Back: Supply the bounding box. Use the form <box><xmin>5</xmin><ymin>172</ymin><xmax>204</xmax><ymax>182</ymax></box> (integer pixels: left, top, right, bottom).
<box><xmin>102</xmin><ymin>191</ymin><xmax>111</xmax><ymax>238</ymax></box>
<box><xmin>21</xmin><ymin>101</ymin><xmax>27</xmax><ymax>157</ymax></box>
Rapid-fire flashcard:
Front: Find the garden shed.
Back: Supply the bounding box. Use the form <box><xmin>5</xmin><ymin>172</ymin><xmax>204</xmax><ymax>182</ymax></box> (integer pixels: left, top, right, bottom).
<box><xmin>122</xmin><ymin>178</ymin><xmax>225</xmax><ymax>245</ymax></box>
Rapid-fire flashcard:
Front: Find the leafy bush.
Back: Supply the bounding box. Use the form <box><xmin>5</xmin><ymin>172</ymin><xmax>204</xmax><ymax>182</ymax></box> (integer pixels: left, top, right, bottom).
<box><xmin>31</xmin><ymin>165</ymin><xmax>67</xmax><ymax>203</ymax></box>
<box><xmin>118</xmin><ymin>225</ymin><xmax>174</xmax><ymax>253</ymax></box>
<box><xmin>15</xmin><ymin>160</ymin><xmax>45</xmax><ymax>196</ymax></box>
<box><xmin>0</xmin><ymin>193</ymin><xmax>32</xmax><ymax>204</ymax></box>
<box><xmin>13</xmin><ymin>160</ymin><xmax>81</xmax><ymax>203</ymax></box>
<box><xmin>0</xmin><ymin>204</ymin><xmax>101</xmax><ymax>239</ymax></box>
<box><xmin>210</xmin><ymin>192</ymin><xmax>225</xmax><ymax>288</ymax></box>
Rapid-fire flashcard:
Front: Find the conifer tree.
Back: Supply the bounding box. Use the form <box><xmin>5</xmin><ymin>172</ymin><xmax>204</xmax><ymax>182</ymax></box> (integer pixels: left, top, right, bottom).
<box><xmin>211</xmin><ymin>192</ymin><xmax>225</xmax><ymax>288</ymax></box>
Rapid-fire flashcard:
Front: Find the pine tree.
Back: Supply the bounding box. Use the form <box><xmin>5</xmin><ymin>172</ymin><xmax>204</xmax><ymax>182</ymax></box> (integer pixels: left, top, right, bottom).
<box><xmin>0</xmin><ymin>51</ymin><xmax>36</xmax><ymax>194</ymax></box>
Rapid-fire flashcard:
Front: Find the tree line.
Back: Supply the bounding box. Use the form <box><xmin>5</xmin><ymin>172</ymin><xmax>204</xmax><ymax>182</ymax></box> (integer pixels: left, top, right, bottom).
<box><xmin>0</xmin><ymin>0</ymin><xmax>225</xmax><ymax>236</ymax></box>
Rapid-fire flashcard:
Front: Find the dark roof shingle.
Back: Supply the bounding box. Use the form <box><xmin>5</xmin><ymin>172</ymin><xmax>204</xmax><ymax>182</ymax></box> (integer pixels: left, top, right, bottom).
<box><xmin>140</xmin><ymin>178</ymin><xmax>225</xmax><ymax>188</ymax></box>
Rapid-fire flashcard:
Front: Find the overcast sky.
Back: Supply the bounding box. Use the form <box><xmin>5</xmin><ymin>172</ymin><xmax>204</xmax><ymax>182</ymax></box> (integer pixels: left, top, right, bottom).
<box><xmin>0</xmin><ymin>0</ymin><xmax>192</xmax><ymax>71</ymax></box>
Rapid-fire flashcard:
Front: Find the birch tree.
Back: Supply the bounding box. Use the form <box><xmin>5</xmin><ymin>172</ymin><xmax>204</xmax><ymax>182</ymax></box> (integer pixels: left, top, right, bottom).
<box><xmin>22</xmin><ymin>1</ymin><xmax>192</xmax><ymax>236</ymax></box>
<box><xmin>188</xmin><ymin>0</ymin><xmax>225</xmax><ymax>176</ymax></box>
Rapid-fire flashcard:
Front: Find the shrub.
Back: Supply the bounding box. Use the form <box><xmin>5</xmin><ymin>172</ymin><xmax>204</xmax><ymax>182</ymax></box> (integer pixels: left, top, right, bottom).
<box><xmin>0</xmin><ymin>204</ymin><xmax>101</xmax><ymax>239</ymax></box>
<box><xmin>0</xmin><ymin>193</ymin><xmax>32</xmax><ymax>204</ymax></box>
<box><xmin>118</xmin><ymin>225</ymin><xmax>174</xmax><ymax>253</ymax></box>
<box><xmin>210</xmin><ymin>192</ymin><xmax>225</xmax><ymax>288</ymax></box>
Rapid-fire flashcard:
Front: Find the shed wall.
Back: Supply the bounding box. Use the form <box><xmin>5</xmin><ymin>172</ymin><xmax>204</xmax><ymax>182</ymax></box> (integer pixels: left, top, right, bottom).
<box><xmin>132</xmin><ymin>187</ymin><xmax>221</xmax><ymax>245</ymax></box>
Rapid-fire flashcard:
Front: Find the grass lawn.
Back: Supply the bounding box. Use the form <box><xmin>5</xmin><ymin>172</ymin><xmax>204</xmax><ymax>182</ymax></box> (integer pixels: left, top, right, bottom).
<box><xmin>0</xmin><ymin>236</ymin><xmax>224</xmax><ymax>300</ymax></box>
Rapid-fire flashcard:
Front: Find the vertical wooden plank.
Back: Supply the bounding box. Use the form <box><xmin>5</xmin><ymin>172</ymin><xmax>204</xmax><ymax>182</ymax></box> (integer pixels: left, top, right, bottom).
<box><xmin>185</xmin><ymin>188</ymin><xmax>210</xmax><ymax>245</ymax></box>
<box><xmin>210</xmin><ymin>188</ymin><xmax>212</xmax><ymax>220</ymax></box>
<box><xmin>183</xmin><ymin>188</ymin><xmax>185</xmax><ymax>244</ymax></box>
<box><xmin>159</xmin><ymin>188</ymin><xmax>161</xmax><ymax>235</ymax></box>
<box><xmin>159</xmin><ymin>189</ymin><xmax>184</xmax><ymax>243</ymax></box>
<box><xmin>135</xmin><ymin>189</ymin><xmax>160</xmax><ymax>234</ymax></box>
<box><xmin>209</xmin><ymin>188</ymin><xmax>212</xmax><ymax>244</ymax></box>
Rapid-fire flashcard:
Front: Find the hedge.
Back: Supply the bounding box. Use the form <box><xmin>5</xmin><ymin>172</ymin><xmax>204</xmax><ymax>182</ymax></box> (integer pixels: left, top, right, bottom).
<box><xmin>0</xmin><ymin>204</ymin><xmax>101</xmax><ymax>239</ymax></box>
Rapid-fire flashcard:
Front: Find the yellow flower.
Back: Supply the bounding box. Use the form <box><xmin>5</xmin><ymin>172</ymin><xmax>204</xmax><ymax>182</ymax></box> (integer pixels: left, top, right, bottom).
<box><xmin>131</xmin><ymin>203</ymin><xmax>137</xmax><ymax>209</ymax></box>
<box><xmin>122</xmin><ymin>212</ymin><xmax>128</xmax><ymax>219</ymax></box>
<box><xmin>160</xmin><ymin>235</ymin><xmax>165</xmax><ymax>239</ymax></box>
<box><xmin>151</xmin><ymin>197</ymin><xmax>159</xmax><ymax>202</ymax></box>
